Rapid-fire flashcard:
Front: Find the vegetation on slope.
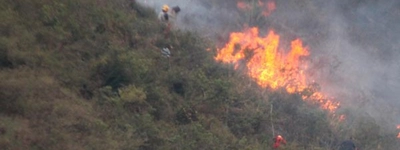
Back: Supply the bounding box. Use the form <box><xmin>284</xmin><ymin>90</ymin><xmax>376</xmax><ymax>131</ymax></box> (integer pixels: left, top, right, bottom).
<box><xmin>0</xmin><ymin>0</ymin><xmax>398</xmax><ymax>149</ymax></box>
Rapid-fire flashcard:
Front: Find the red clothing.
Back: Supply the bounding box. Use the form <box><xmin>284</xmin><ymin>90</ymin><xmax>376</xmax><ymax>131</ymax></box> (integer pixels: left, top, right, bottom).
<box><xmin>273</xmin><ymin>135</ymin><xmax>287</xmax><ymax>149</ymax></box>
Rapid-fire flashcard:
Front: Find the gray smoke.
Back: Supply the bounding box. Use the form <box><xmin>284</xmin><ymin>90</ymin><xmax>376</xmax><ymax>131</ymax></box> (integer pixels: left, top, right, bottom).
<box><xmin>303</xmin><ymin>0</ymin><xmax>400</xmax><ymax>128</ymax></box>
<box><xmin>137</xmin><ymin>0</ymin><xmax>240</xmax><ymax>41</ymax></box>
<box><xmin>137</xmin><ymin>0</ymin><xmax>400</xmax><ymax>129</ymax></box>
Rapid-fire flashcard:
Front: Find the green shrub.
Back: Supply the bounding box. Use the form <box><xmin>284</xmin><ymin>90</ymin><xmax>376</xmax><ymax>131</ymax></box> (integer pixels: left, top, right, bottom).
<box><xmin>0</xmin><ymin>0</ymin><xmax>397</xmax><ymax>149</ymax></box>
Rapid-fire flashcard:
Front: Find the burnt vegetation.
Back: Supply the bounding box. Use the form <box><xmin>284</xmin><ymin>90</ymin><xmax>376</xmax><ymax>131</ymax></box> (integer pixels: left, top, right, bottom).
<box><xmin>0</xmin><ymin>0</ymin><xmax>399</xmax><ymax>150</ymax></box>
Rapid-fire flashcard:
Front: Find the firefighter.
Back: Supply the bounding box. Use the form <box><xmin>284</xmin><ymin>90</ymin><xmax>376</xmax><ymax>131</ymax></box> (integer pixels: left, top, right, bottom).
<box><xmin>339</xmin><ymin>137</ymin><xmax>357</xmax><ymax>150</ymax></box>
<box><xmin>273</xmin><ymin>135</ymin><xmax>287</xmax><ymax>149</ymax></box>
<box><xmin>158</xmin><ymin>5</ymin><xmax>170</xmax><ymax>37</ymax></box>
<box><xmin>158</xmin><ymin>5</ymin><xmax>170</xmax><ymax>24</ymax></box>
<box><xmin>158</xmin><ymin>5</ymin><xmax>181</xmax><ymax>38</ymax></box>
<box><xmin>159</xmin><ymin>5</ymin><xmax>169</xmax><ymax>22</ymax></box>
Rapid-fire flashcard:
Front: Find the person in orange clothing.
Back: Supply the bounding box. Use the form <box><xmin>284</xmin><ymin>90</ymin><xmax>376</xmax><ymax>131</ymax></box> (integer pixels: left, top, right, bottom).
<box><xmin>273</xmin><ymin>135</ymin><xmax>287</xmax><ymax>149</ymax></box>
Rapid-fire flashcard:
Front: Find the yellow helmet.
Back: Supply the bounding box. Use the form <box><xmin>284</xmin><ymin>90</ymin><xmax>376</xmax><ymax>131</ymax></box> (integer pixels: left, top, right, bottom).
<box><xmin>162</xmin><ymin>5</ymin><xmax>169</xmax><ymax>12</ymax></box>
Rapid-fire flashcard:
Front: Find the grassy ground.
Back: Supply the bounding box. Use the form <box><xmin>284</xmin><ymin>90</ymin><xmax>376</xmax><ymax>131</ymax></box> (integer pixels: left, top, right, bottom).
<box><xmin>0</xmin><ymin>0</ymin><xmax>398</xmax><ymax>149</ymax></box>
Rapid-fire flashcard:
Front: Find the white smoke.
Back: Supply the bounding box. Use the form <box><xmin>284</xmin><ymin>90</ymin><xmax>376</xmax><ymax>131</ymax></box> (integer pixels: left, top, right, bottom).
<box><xmin>307</xmin><ymin>0</ymin><xmax>400</xmax><ymax>128</ymax></box>
<box><xmin>137</xmin><ymin>0</ymin><xmax>400</xmax><ymax>128</ymax></box>
<box><xmin>137</xmin><ymin>0</ymin><xmax>240</xmax><ymax>40</ymax></box>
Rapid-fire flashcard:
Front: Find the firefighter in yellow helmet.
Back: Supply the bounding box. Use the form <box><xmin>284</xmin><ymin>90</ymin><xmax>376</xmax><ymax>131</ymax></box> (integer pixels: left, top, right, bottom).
<box><xmin>158</xmin><ymin>5</ymin><xmax>171</xmax><ymax>38</ymax></box>
<box><xmin>158</xmin><ymin>4</ymin><xmax>181</xmax><ymax>38</ymax></box>
<box><xmin>158</xmin><ymin>5</ymin><xmax>170</xmax><ymax>23</ymax></box>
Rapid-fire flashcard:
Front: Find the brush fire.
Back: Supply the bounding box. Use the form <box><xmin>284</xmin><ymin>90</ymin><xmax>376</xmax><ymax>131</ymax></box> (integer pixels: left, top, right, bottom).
<box><xmin>215</xmin><ymin>27</ymin><xmax>339</xmax><ymax>112</ymax></box>
<box><xmin>214</xmin><ymin>0</ymin><xmax>339</xmax><ymax>112</ymax></box>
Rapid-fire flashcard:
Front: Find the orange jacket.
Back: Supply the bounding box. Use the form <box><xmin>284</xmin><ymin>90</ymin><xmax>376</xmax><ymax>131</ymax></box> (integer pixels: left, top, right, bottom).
<box><xmin>273</xmin><ymin>135</ymin><xmax>287</xmax><ymax>149</ymax></box>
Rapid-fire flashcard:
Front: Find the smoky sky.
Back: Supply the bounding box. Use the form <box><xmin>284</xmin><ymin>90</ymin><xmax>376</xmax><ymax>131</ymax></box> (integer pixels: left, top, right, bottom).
<box><xmin>137</xmin><ymin>0</ymin><xmax>400</xmax><ymax>126</ymax></box>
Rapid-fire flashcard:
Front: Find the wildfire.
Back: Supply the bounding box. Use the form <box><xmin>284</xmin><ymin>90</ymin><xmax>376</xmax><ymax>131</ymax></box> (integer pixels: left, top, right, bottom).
<box><xmin>215</xmin><ymin>27</ymin><xmax>340</xmax><ymax>112</ymax></box>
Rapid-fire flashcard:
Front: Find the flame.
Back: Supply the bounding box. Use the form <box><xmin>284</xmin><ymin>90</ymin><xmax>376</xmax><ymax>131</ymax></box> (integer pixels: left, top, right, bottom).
<box><xmin>397</xmin><ymin>125</ymin><xmax>400</xmax><ymax>138</ymax></box>
<box><xmin>215</xmin><ymin>27</ymin><xmax>339</xmax><ymax>112</ymax></box>
<box><xmin>237</xmin><ymin>0</ymin><xmax>276</xmax><ymax>17</ymax></box>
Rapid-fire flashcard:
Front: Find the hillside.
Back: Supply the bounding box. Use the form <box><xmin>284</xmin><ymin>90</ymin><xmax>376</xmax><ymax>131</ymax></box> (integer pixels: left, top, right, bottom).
<box><xmin>0</xmin><ymin>0</ymin><xmax>399</xmax><ymax>149</ymax></box>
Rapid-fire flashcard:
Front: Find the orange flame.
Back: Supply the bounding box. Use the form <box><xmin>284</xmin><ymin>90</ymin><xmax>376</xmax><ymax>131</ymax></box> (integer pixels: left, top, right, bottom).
<box><xmin>215</xmin><ymin>27</ymin><xmax>340</xmax><ymax>112</ymax></box>
<box><xmin>397</xmin><ymin>125</ymin><xmax>400</xmax><ymax>138</ymax></box>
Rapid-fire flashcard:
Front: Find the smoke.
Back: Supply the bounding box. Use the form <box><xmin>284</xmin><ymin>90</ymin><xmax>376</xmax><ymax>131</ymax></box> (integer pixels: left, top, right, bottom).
<box><xmin>303</xmin><ymin>0</ymin><xmax>400</xmax><ymax>127</ymax></box>
<box><xmin>137</xmin><ymin>0</ymin><xmax>400</xmax><ymax>127</ymax></box>
<box><xmin>137</xmin><ymin>0</ymin><xmax>240</xmax><ymax>40</ymax></box>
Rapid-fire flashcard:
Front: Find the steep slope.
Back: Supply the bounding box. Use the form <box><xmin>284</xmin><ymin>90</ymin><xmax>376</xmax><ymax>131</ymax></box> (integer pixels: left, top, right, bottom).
<box><xmin>0</xmin><ymin>0</ymin><xmax>398</xmax><ymax>150</ymax></box>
